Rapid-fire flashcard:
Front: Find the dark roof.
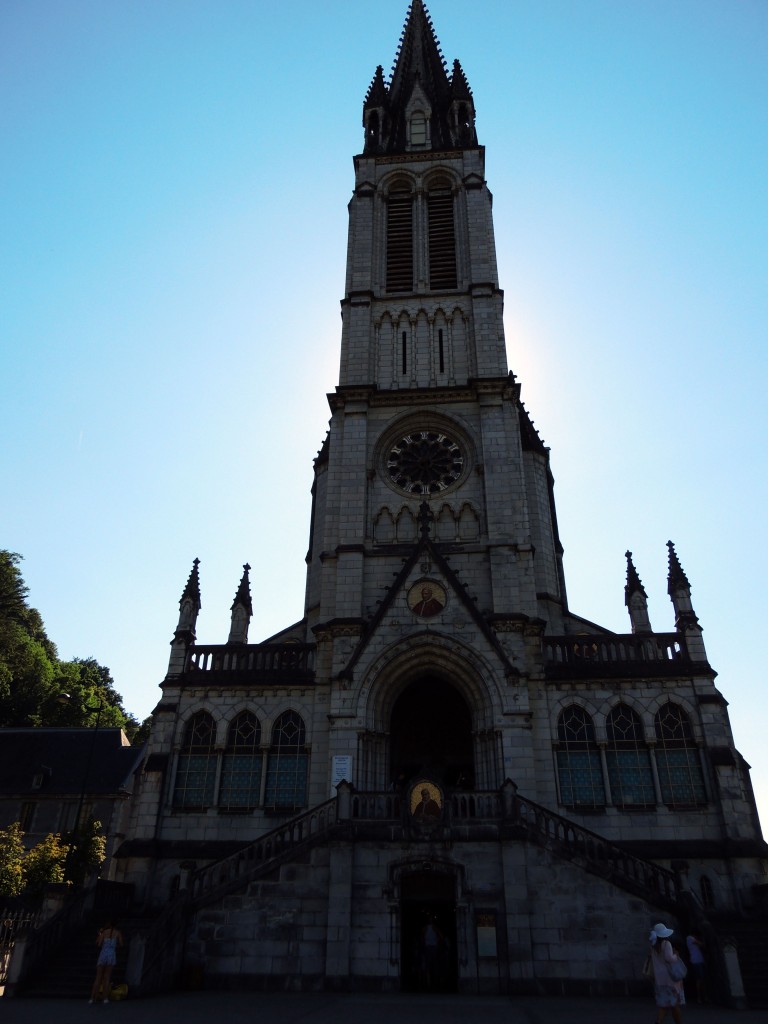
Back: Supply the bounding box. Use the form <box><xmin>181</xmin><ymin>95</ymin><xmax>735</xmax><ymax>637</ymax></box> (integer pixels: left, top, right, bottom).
<box><xmin>0</xmin><ymin>728</ymin><xmax>145</xmax><ymax>797</ymax></box>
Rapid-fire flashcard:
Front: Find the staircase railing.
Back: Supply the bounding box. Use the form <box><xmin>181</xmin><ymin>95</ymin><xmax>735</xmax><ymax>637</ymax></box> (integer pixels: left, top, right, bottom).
<box><xmin>187</xmin><ymin>781</ymin><xmax>678</xmax><ymax>910</ymax></box>
<box><xmin>188</xmin><ymin>796</ymin><xmax>339</xmax><ymax>907</ymax></box>
<box><xmin>508</xmin><ymin>785</ymin><xmax>679</xmax><ymax>904</ymax></box>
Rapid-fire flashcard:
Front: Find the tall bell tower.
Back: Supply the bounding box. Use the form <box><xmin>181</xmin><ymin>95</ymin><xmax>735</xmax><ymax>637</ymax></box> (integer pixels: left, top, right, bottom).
<box><xmin>305</xmin><ymin>0</ymin><xmax>567</xmax><ymax>661</ymax></box>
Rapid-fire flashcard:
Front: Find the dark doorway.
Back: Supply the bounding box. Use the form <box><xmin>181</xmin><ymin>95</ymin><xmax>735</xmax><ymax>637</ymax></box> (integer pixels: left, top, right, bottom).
<box><xmin>400</xmin><ymin>871</ymin><xmax>458</xmax><ymax>992</ymax></box>
<box><xmin>390</xmin><ymin>677</ymin><xmax>473</xmax><ymax>789</ymax></box>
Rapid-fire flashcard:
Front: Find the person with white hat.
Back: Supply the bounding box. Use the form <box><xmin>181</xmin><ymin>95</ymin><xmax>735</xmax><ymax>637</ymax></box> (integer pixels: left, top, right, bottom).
<box><xmin>648</xmin><ymin>922</ymin><xmax>685</xmax><ymax>1024</ymax></box>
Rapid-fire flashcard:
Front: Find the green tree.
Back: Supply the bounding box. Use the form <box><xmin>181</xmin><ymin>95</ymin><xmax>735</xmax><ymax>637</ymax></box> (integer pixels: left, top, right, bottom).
<box><xmin>0</xmin><ymin>551</ymin><xmax>59</xmax><ymax>726</ymax></box>
<box><xmin>0</xmin><ymin>551</ymin><xmax>144</xmax><ymax>739</ymax></box>
<box><xmin>65</xmin><ymin>818</ymin><xmax>106</xmax><ymax>885</ymax></box>
<box><xmin>0</xmin><ymin>822</ymin><xmax>26</xmax><ymax>898</ymax></box>
<box><xmin>24</xmin><ymin>832</ymin><xmax>70</xmax><ymax>895</ymax></box>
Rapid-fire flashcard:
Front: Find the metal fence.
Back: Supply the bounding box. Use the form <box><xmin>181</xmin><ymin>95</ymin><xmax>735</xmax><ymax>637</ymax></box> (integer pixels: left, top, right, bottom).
<box><xmin>0</xmin><ymin>908</ymin><xmax>42</xmax><ymax>987</ymax></box>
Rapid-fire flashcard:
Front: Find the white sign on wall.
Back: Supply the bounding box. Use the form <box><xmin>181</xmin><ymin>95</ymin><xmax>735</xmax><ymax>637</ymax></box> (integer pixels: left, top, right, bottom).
<box><xmin>331</xmin><ymin>755</ymin><xmax>353</xmax><ymax>797</ymax></box>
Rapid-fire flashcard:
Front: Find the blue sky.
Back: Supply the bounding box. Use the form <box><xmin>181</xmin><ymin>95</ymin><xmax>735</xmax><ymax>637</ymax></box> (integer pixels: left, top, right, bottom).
<box><xmin>2</xmin><ymin>1</ymin><xmax>767</xmax><ymax>824</ymax></box>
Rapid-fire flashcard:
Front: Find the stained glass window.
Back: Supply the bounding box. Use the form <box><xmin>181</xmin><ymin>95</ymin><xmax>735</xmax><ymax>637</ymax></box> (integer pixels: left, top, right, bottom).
<box><xmin>264</xmin><ymin>710</ymin><xmax>308</xmax><ymax>811</ymax></box>
<box><xmin>605</xmin><ymin>704</ymin><xmax>655</xmax><ymax>807</ymax></box>
<box><xmin>173</xmin><ymin>711</ymin><xmax>217</xmax><ymax>809</ymax></box>
<box><xmin>654</xmin><ymin>702</ymin><xmax>706</xmax><ymax>806</ymax></box>
<box><xmin>219</xmin><ymin>711</ymin><xmax>262</xmax><ymax>810</ymax></box>
<box><xmin>218</xmin><ymin>712</ymin><xmax>264</xmax><ymax>806</ymax></box>
<box><xmin>555</xmin><ymin>705</ymin><xmax>605</xmax><ymax>807</ymax></box>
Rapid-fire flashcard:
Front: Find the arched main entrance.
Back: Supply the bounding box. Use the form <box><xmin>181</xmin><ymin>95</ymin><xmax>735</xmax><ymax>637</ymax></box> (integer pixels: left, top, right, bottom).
<box><xmin>400</xmin><ymin>870</ymin><xmax>458</xmax><ymax>992</ymax></box>
<box><xmin>390</xmin><ymin>677</ymin><xmax>474</xmax><ymax>789</ymax></box>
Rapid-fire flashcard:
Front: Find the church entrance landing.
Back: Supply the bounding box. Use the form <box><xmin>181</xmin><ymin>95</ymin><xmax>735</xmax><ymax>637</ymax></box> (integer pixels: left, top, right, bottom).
<box><xmin>399</xmin><ymin>870</ymin><xmax>458</xmax><ymax>993</ymax></box>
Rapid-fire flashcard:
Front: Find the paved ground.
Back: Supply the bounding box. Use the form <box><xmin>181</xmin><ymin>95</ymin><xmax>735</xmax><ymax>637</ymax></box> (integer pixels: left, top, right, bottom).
<box><xmin>1</xmin><ymin>991</ymin><xmax>766</xmax><ymax>1024</ymax></box>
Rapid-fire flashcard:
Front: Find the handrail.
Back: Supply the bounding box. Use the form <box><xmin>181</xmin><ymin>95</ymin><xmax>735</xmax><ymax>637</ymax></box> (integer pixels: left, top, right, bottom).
<box><xmin>509</xmin><ymin>787</ymin><xmax>679</xmax><ymax>903</ymax></box>
<box><xmin>188</xmin><ymin>796</ymin><xmax>339</xmax><ymax>907</ymax></box>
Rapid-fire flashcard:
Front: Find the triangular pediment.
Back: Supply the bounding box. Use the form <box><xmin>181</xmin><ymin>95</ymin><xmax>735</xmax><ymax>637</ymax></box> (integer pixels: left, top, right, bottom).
<box><xmin>337</xmin><ymin>515</ymin><xmax>519</xmax><ymax>683</ymax></box>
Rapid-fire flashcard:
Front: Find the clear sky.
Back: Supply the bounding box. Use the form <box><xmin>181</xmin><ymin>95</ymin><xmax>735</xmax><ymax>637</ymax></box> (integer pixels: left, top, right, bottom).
<box><xmin>2</xmin><ymin>2</ymin><xmax>767</xmax><ymax>824</ymax></box>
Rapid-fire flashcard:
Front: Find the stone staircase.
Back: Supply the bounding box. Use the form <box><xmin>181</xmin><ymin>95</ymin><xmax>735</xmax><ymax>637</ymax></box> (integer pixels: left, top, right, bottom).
<box><xmin>17</xmin><ymin>784</ymin><xmax>760</xmax><ymax>998</ymax></box>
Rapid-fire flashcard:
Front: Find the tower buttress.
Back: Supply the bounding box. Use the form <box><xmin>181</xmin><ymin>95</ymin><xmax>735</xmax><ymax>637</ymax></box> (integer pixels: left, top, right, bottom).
<box><xmin>624</xmin><ymin>550</ymin><xmax>652</xmax><ymax>633</ymax></box>
<box><xmin>228</xmin><ymin>563</ymin><xmax>253</xmax><ymax>644</ymax></box>
<box><xmin>168</xmin><ymin>558</ymin><xmax>201</xmax><ymax>677</ymax></box>
<box><xmin>667</xmin><ymin>540</ymin><xmax>707</xmax><ymax>662</ymax></box>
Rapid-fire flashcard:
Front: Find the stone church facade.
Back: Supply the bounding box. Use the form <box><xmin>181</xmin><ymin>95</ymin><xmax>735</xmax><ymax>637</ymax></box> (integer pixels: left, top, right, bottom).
<box><xmin>117</xmin><ymin>2</ymin><xmax>766</xmax><ymax>997</ymax></box>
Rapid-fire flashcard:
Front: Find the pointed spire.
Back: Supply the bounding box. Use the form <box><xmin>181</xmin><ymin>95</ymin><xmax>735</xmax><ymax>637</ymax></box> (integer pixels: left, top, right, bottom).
<box><xmin>666</xmin><ymin>541</ymin><xmax>707</xmax><ymax>661</ymax></box>
<box><xmin>168</xmin><ymin>558</ymin><xmax>201</xmax><ymax>677</ymax></box>
<box><xmin>177</xmin><ymin>558</ymin><xmax>201</xmax><ymax>631</ymax></box>
<box><xmin>624</xmin><ymin>551</ymin><xmax>647</xmax><ymax>604</ymax></box>
<box><xmin>667</xmin><ymin>540</ymin><xmax>691</xmax><ymax>595</ymax></box>
<box><xmin>364</xmin><ymin>65</ymin><xmax>388</xmax><ymax>107</ymax></box>
<box><xmin>624</xmin><ymin>551</ymin><xmax>651</xmax><ymax>633</ymax></box>
<box><xmin>228</xmin><ymin>563</ymin><xmax>253</xmax><ymax>644</ymax></box>
<box><xmin>363</xmin><ymin>1</ymin><xmax>475</xmax><ymax>155</ymax></box>
<box><xmin>450</xmin><ymin>59</ymin><xmax>472</xmax><ymax>100</ymax></box>
<box><xmin>389</xmin><ymin>1</ymin><xmax>449</xmax><ymax>107</ymax></box>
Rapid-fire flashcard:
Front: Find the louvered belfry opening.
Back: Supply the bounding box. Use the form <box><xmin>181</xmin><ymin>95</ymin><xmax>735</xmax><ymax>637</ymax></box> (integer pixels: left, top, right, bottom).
<box><xmin>386</xmin><ymin>189</ymin><xmax>414</xmax><ymax>292</ymax></box>
<box><xmin>428</xmin><ymin>182</ymin><xmax>457</xmax><ymax>290</ymax></box>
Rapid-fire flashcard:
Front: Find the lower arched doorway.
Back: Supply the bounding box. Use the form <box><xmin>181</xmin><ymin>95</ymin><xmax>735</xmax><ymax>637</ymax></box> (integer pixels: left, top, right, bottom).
<box><xmin>389</xmin><ymin>676</ymin><xmax>474</xmax><ymax>789</ymax></box>
<box><xmin>400</xmin><ymin>870</ymin><xmax>458</xmax><ymax>992</ymax></box>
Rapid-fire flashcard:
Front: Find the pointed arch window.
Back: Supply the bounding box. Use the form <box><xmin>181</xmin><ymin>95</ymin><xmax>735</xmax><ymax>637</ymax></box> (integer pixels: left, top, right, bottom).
<box><xmin>555</xmin><ymin>705</ymin><xmax>605</xmax><ymax>808</ymax></box>
<box><xmin>173</xmin><ymin>711</ymin><xmax>217</xmax><ymax>809</ymax></box>
<box><xmin>427</xmin><ymin>178</ymin><xmax>457</xmax><ymax>290</ymax></box>
<box><xmin>654</xmin><ymin>702</ymin><xmax>706</xmax><ymax>806</ymax></box>
<box><xmin>219</xmin><ymin>710</ymin><xmax>262</xmax><ymax>811</ymax></box>
<box><xmin>386</xmin><ymin>186</ymin><xmax>414</xmax><ymax>293</ymax></box>
<box><xmin>264</xmin><ymin>710</ymin><xmax>308</xmax><ymax>812</ymax></box>
<box><xmin>605</xmin><ymin>704</ymin><xmax>655</xmax><ymax>808</ymax></box>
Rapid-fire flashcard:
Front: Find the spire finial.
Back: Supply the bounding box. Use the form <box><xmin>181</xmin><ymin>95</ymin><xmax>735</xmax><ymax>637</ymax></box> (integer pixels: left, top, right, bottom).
<box><xmin>231</xmin><ymin>563</ymin><xmax>253</xmax><ymax>616</ymax></box>
<box><xmin>624</xmin><ymin>550</ymin><xmax>652</xmax><ymax>633</ymax></box>
<box><xmin>181</xmin><ymin>557</ymin><xmax>201</xmax><ymax>606</ymax></box>
<box><xmin>667</xmin><ymin>540</ymin><xmax>691</xmax><ymax>595</ymax></box>
<box><xmin>168</xmin><ymin>558</ymin><xmax>201</xmax><ymax>676</ymax></box>
<box><xmin>228</xmin><ymin>563</ymin><xmax>253</xmax><ymax>644</ymax></box>
<box><xmin>624</xmin><ymin>550</ymin><xmax>647</xmax><ymax>606</ymax></box>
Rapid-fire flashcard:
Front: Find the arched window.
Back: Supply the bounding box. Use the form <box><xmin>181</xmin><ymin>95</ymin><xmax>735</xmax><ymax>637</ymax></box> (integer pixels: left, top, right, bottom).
<box><xmin>654</xmin><ymin>702</ymin><xmax>706</xmax><ymax>806</ymax></box>
<box><xmin>605</xmin><ymin>704</ymin><xmax>655</xmax><ymax>807</ymax></box>
<box><xmin>386</xmin><ymin>185</ymin><xmax>414</xmax><ymax>292</ymax></box>
<box><xmin>264</xmin><ymin>710</ymin><xmax>308</xmax><ymax>812</ymax></box>
<box><xmin>173</xmin><ymin>711</ymin><xmax>217</xmax><ymax>809</ymax></box>
<box><xmin>555</xmin><ymin>705</ymin><xmax>605</xmax><ymax>807</ymax></box>
<box><xmin>219</xmin><ymin>710</ymin><xmax>262</xmax><ymax>810</ymax></box>
<box><xmin>427</xmin><ymin>178</ymin><xmax>457</xmax><ymax>290</ymax></box>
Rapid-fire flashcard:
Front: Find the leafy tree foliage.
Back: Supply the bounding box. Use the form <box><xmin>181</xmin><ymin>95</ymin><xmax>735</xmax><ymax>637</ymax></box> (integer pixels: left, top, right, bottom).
<box><xmin>24</xmin><ymin>832</ymin><xmax>69</xmax><ymax>895</ymax></box>
<box><xmin>0</xmin><ymin>822</ymin><xmax>26</xmax><ymax>898</ymax></box>
<box><xmin>65</xmin><ymin>818</ymin><xmax>107</xmax><ymax>886</ymax></box>
<box><xmin>0</xmin><ymin>819</ymin><xmax>107</xmax><ymax>897</ymax></box>
<box><xmin>0</xmin><ymin>551</ymin><xmax>144</xmax><ymax>740</ymax></box>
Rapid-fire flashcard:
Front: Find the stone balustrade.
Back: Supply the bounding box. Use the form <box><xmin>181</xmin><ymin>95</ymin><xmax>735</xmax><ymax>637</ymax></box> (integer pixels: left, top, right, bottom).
<box><xmin>184</xmin><ymin>643</ymin><xmax>315</xmax><ymax>682</ymax></box>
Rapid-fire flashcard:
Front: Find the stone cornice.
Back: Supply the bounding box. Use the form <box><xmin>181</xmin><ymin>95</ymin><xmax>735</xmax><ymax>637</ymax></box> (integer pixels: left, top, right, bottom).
<box><xmin>328</xmin><ymin>378</ymin><xmax>516</xmax><ymax>412</ymax></box>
